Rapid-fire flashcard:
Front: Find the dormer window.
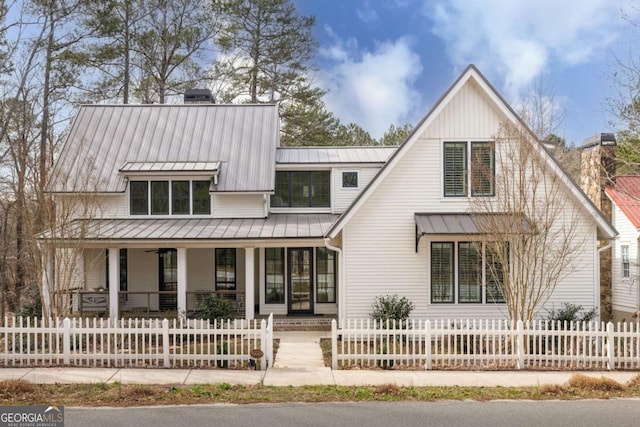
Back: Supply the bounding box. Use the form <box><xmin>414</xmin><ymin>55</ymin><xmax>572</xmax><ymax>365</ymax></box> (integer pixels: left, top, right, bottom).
<box><xmin>130</xmin><ymin>180</ymin><xmax>211</xmax><ymax>215</ymax></box>
<box><xmin>271</xmin><ymin>171</ymin><xmax>330</xmax><ymax>208</ymax></box>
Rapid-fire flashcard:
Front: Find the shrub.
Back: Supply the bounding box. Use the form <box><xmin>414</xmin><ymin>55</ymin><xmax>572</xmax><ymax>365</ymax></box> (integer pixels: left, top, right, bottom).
<box><xmin>546</xmin><ymin>303</ymin><xmax>598</xmax><ymax>325</ymax></box>
<box><xmin>199</xmin><ymin>294</ymin><xmax>235</xmax><ymax>323</ymax></box>
<box><xmin>370</xmin><ymin>294</ymin><xmax>415</xmax><ymax>324</ymax></box>
<box><xmin>16</xmin><ymin>299</ymin><xmax>42</xmax><ymax>319</ymax></box>
<box><xmin>568</xmin><ymin>374</ymin><xmax>624</xmax><ymax>392</ymax></box>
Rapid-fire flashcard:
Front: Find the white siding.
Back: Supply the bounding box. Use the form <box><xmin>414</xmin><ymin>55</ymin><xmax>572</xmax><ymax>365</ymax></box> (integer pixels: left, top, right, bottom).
<box><xmin>98</xmin><ymin>195</ymin><xmax>128</xmax><ymax>217</ymax></box>
<box><xmin>611</xmin><ymin>203</ymin><xmax>640</xmax><ymax>313</ymax></box>
<box><xmin>186</xmin><ymin>249</ymin><xmax>214</xmax><ymax>291</ymax></box>
<box><xmin>83</xmin><ymin>249</ymin><xmax>105</xmax><ymax>290</ymax></box>
<box><xmin>332</xmin><ymin>167</ymin><xmax>381</xmax><ymax>213</ymax></box>
<box><xmin>341</xmin><ymin>78</ymin><xmax>598</xmax><ymax>320</ymax></box>
<box><xmin>126</xmin><ymin>249</ymin><xmax>159</xmax><ymax>310</ymax></box>
<box><xmin>213</xmin><ymin>194</ymin><xmax>265</xmax><ymax>218</ymax></box>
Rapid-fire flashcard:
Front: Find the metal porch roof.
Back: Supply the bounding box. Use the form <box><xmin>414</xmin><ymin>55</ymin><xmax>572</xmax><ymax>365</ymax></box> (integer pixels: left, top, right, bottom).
<box><xmin>38</xmin><ymin>214</ymin><xmax>339</xmax><ymax>241</ymax></box>
<box><xmin>415</xmin><ymin>213</ymin><xmax>532</xmax><ymax>235</ymax></box>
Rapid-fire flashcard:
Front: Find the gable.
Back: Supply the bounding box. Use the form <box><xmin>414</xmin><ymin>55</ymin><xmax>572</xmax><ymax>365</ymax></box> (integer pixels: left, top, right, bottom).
<box><xmin>326</xmin><ymin>64</ymin><xmax>616</xmax><ymax>240</ymax></box>
<box><xmin>48</xmin><ymin>104</ymin><xmax>279</xmax><ymax>194</ymax></box>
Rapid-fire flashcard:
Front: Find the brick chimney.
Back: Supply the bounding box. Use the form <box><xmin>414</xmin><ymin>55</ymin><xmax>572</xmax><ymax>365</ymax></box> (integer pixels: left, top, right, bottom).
<box><xmin>580</xmin><ymin>132</ymin><xmax>616</xmax><ymax>321</ymax></box>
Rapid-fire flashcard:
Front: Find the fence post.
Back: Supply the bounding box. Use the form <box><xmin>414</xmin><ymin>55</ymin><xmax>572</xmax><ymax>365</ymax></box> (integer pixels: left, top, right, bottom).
<box><xmin>260</xmin><ymin>319</ymin><xmax>267</xmax><ymax>370</ymax></box>
<box><xmin>63</xmin><ymin>318</ymin><xmax>71</xmax><ymax>365</ymax></box>
<box><xmin>516</xmin><ymin>320</ymin><xmax>524</xmax><ymax>370</ymax></box>
<box><xmin>331</xmin><ymin>319</ymin><xmax>338</xmax><ymax>370</ymax></box>
<box><xmin>606</xmin><ymin>322</ymin><xmax>615</xmax><ymax>370</ymax></box>
<box><xmin>162</xmin><ymin>319</ymin><xmax>170</xmax><ymax>368</ymax></box>
<box><xmin>425</xmin><ymin>320</ymin><xmax>432</xmax><ymax>370</ymax></box>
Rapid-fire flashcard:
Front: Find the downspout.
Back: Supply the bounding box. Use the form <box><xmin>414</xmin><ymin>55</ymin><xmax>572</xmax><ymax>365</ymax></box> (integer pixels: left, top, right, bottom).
<box><xmin>597</xmin><ymin>241</ymin><xmax>613</xmax><ymax>322</ymax></box>
<box><xmin>324</xmin><ymin>237</ymin><xmax>344</xmax><ymax>323</ymax></box>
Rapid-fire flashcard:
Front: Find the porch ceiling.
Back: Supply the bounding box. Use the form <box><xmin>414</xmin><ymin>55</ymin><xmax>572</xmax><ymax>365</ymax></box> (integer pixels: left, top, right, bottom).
<box><xmin>38</xmin><ymin>214</ymin><xmax>339</xmax><ymax>241</ymax></box>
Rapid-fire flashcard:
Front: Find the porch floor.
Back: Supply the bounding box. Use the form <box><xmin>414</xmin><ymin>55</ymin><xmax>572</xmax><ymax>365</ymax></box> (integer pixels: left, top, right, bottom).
<box><xmin>257</xmin><ymin>315</ymin><xmax>336</xmax><ymax>331</ymax></box>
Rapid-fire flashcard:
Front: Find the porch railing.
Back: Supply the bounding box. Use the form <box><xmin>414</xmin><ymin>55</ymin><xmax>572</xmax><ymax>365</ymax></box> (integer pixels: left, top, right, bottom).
<box><xmin>75</xmin><ymin>290</ymin><xmax>246</xmax><ymax>318</ymax></box>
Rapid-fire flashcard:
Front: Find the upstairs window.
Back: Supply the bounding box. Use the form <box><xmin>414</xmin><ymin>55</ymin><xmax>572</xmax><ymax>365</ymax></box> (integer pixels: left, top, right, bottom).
<box><xmin>342</xmin><ymin>171</ymin><xmax>358</xmax><ymax>188</ymax></box>
<box><xmin>622</xmin><ymin>245</ymin><xmax>630</xmax><ymax>278</ymax></box>
<box><xmin>443</xmin><ymin>141</ymin><xmax>495</xmax><ymax>197</ymax></box>
<box><xmin>271</xmin><ymin>171</ymin><xmax>330</xmax><ymax>208</ymax></box>
<box><xmin>130</xmin><ymin>180</ymin><xmax>211</xmax><ymax>215</ymax></box>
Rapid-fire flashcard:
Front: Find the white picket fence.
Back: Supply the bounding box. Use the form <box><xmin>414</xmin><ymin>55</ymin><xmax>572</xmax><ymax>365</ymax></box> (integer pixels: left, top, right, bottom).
<box><xmin>331</xmin><ymin>319</ymin><xmax>640</xmax><ymax>370</ymax></box>
<box><xmin>0</xmin><ymin>313</ymin><xmax>274</xmax><ymax>370</ymax></box>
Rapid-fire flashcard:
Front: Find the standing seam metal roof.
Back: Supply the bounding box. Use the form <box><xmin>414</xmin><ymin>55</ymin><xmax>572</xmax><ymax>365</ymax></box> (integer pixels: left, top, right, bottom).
<box><xmin>48</xmin><ymin>104</ymin><xmax>279</xmax><ymax>193</ymax></box>
<box><xmin>276</xmin><ymin>147</ymin><xmax>396</xmax><ymax>164</ymax></box>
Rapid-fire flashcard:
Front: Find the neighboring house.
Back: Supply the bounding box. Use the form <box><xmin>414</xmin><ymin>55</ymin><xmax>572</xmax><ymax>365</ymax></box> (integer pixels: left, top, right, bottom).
<box><xmin>40</xmin><ymin>65</ymin><xmax>616</xmax><ymax>321</ymax></box>
<box><xmin>605</xmin><ymin>176</ymin><xmax>640</xmax><ymax>321</ymax></box>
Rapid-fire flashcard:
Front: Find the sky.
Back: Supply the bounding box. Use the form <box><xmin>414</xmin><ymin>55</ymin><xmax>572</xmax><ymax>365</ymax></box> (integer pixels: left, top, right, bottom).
<box><xmin>294</xmin><ymin>0</ymin><xmax>640</xmax><ymax>145</ymax></box>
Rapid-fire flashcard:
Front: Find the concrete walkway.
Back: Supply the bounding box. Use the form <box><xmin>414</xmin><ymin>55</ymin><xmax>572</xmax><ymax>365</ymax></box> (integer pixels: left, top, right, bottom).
<box><xmin>263</xmin><ymin>331</ymin><xmax>334</xmax><ymax>386</ymax></box>
<box><xmin>0</xmin><ymin>331</ymin><xmax>638</xmax><ymax>387</ymax></box>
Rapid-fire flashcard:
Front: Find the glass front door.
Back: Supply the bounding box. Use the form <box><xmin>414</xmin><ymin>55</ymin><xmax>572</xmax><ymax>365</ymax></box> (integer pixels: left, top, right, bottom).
<box><xmin>288</xmin><ymin>248</ymin><xmax>313</xmax><ymax>314</ymax></box>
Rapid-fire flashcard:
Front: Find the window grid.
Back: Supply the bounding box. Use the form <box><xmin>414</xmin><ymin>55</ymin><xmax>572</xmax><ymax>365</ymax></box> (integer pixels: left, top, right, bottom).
<box><xmin>271</xmin><ymin>171</ymin><xmax>331</xmax><ymax>208</ymax></box>
<box><xmin>342</xmin><ymin>171</ymin><xmax>358</xmax><ymax>188</ymax></box>
<box><xmin>265</xmin><ymin>248</ymin><xmax>285</xmax><ymax>304</ymax></box>
<box><xmin>431</xmin><ymin>242</ymin><xmax>454</xmax><ymax>303</ymax></box>
<box><xmin>316</xmin><ymin>248</ymin><xmax>337</xmax><ymax>303</ymax></box>
<box><xmin>129</xmin><ymin>180</ymin><xmax>211</xmax><ymax>215</ymax></box>
<box><xmin>622</xmin><ymin>245</ymin><xmax>630</xmax><ymax>278</ymax></box>
<box><xmin>215</xmin><ymin>248</ymin><xmax>236</xmax><ymax>291</ymax></box>
<box><xmin>458</xmin><ymin>243</ymin><xmax>482</xmax><ymax>303</ymax></box>
<box><xmin>443</xmin><ymin>141</ymin><xmax>495</xmax><ymax>197</ymax></box>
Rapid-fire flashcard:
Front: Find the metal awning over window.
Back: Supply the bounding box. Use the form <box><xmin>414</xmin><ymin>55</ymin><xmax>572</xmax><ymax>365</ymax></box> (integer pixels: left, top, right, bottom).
<box><xmin>414</xmin><ymin>213</ymin><xmax>532</xmax><ymax>252</ymax></box>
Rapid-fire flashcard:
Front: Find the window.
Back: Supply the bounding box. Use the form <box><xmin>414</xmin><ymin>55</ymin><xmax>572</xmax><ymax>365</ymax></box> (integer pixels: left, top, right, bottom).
<box><xmin>151</xmin><ymin>181</ymin><xmax>169</xmax><ymax>214</ymax></box>
<box><xmin>171</xmin><ymin>181</ymin><xmax>190</xmax><ymax>215</ymax></box>
<box><xmin>130</xmin><ymin>181</ymin><xmax>148</xmax><ymax>215</ymax></box>
<box><xmin>443</xmin><ymin>141</ymin><xmax>495</xmax><ymax>197</ymax></box>
<box><xmin>129</xmin><ymin>180</ymin><xmax>211</xmax><ymax>215</ymax></box>
<box><xmin>215</xmin><ymin>248</ymin><xmax>236</xmax><ymax>290</ymax></box>
<box><xmin>485</xmin><ymin>243</ymin><xmax>507</xmax><ymax>303</ymax></box>
<box><xmin>342</xmin><ymin>171</ymin><xmax>358</xmax><ymax>188</ymax></box>
<box><xmin>431</xmin><ymin>242</ymin><xmax>454</xmax><ymax>303</ymax></box>
<box><xmin>622</xmin><ymin>245</ymin><xmax>630</xmax><ymax>278</ymax></box>
<box><xmin>458</xmin><ymin>243</ymin><xmax>482</xmax><ymax>303</ymax></box>
<box><xmin>271</xmin><ymin>171</ymin><xmax>331</xmax><ymax>208</ymax></box>
<box><xmin>471</xmin><ymin>142</ymin><xmax>495</xmax><ymax>196</ymax></box>
<box><xmin>443</xmin><ymin>143</ymin><xmax>467</xmax><ymax>196</ymax></box>
<box><xmin>192</xmin><ymin>181</ymin><xmax>211</xmax><ymax>215</ymax></box>
<box><xmin>265</xmin><ymin>248</ymin><xmax>285</xmax><ymax>304</ymax></box>
<box><xmin>431</xmin><ymin>241</ymin><xmax>507</xmax><ymax>304</ymax></box>
<box><xmin>316</xmin><ymin>248</ymin><xmax>337</xmax><ymax>303</ymax></box>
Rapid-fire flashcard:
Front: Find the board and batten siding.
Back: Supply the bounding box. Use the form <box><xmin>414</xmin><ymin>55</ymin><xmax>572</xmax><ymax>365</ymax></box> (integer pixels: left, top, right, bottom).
<box><xmin>341</xmin><ymin>78</ymin><xmax>598</xmax><ymax>320</ymax></box>
<box><xmin>212</xmin><ymin>194</ymin><xmax>265</xmax><ymax>218</ymax></box>
<box><xmin>332</xmin><ymin>167</ymin><xmax>381</xmax><ymax>214</ymax></box>
<box><xmin>611</xmin><ymin>202</ymin><xmax>639</xmax><ymax>314</ymax></box>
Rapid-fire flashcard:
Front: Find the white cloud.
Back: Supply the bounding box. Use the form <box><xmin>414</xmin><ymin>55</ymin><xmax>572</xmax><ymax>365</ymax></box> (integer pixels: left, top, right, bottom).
<box><xmin>356</xmin><ymin>1</ymin><xmax>379</xmax><ymax>24</ymax></box>
<box><xmin>319</xmin><ymin>31</ymin><xmax>423</xmax><ymax>139</ymax></box>
<box><xmin>426</xmin><ymin>0</ymin><xmax>633</xmax><ymax>98</ymax></box>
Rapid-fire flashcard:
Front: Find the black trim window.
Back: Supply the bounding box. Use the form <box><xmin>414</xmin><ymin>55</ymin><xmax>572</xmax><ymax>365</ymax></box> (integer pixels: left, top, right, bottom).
<box><xmin>431</xmin><ymin>242</ymin><xmax>454</xmax><ymax>303</ymax></box>
<box><xmin>458</xmin><ymin>243</ymin><xmax>481</xmax><ymax>303</ymax></box>
<box><xmin>265</xmin><ymin>248</ymin><xmax>285</xmax><ymax>304</ymax></box>
<box><xmin>316</xmin><ymin>247</ymin><xmax>337</xmax><ymax>303</ymax></box>
<box><xmin>151</xmin><ymin>181</ymin><xmax>169</xmax><ymax>214</ymax></box>
<box><xmin>171</xmin><ymin>181</ymin><xmax>190</xmax><ymax>215</ymax></box>
<box><xmin>431</xmin><ymin>241</ymin><xmax>507</xmax><ymax>304</ymax></box>
<box><xmin>192</xmin><ymin>181</ymin><xmax>211</xmax><ymax>215</ymax></box>
<box><xmin>129</xmin><ymin>180</ymin><xmax>211</xmax><ymax>215</ymax></box>
<box><xmin>342</xmin><ymin>171</ymin><xmax>358</xmax><ymax>188</ymax></box>
<box><xmin>130</xmin><ymin>181</ymin><xmax>148</xmax><ymax>215</ymax></box>
<box><xmin>443</xmin><ymin>141</ymin><xmax>495</xmax><ymax>197</ymax></box>
<box><xmin>271</xmin><ymin>171</ymin><xmax>330</xmax><ymax>207</ymax></box>
<box><xmin>215</xmin><ymin>248</ymin><xmax>236</xmax><ymax>290</ymax></box>
<box><xmin>622</xmin><ymin>245</ymin><xmax>630</xmax><ymax>278</ymax></box>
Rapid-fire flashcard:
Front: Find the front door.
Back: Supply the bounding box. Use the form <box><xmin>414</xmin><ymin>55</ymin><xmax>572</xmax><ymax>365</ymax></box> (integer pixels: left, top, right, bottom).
<box><xmin>158</xmin><ymin>248</ymin><xmax>177</xmax><ymax>311</ymax></box>
<box><xmin>288</xmin><ymin>248</ymin><xmax>313</xmax><ymax>314</ymax></box>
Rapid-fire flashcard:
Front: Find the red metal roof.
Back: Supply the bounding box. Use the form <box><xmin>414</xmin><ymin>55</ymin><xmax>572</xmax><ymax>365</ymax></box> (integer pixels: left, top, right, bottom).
<box><xmin>605</xmin><ymin>176</ymin><xmax>640</xmax><ymax>229</ymax></box>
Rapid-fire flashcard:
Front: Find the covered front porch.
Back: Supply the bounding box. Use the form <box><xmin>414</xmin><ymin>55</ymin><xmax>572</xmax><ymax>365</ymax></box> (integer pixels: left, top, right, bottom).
<box><xmin>74</xmin><ymin>245</ymin><xmax>339</xmax><ymax>320</ymax></box>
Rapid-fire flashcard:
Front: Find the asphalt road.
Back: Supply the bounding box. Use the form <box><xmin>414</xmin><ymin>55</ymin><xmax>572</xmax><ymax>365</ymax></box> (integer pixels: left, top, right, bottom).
<box><xmin>66</xmin><ymin>400</ymin><xmax>640</xmax><ymax>427</ymax></box>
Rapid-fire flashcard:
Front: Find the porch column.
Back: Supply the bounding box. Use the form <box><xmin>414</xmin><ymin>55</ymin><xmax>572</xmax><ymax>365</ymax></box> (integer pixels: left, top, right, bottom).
<box><xmin>108</xmin><ymin>248</ymin><xmax>119</xmax><ymax>320</ymax></box>
<box><xmin>245</xmin><ymin>247</ymin><xmax>255</xmax><ymax>320</ymax></box>
<box><xmin>177</xmin><ymin>248</ymin><xmax>187</xmax><ymax>318</ymax></box>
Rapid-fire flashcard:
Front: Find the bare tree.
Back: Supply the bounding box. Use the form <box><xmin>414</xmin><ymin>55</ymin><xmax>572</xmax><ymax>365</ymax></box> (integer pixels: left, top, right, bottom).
<box><xmin>469</xmin><ymin>121</ymin><xmax>588</xmax><ymax>322</ymax></box>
